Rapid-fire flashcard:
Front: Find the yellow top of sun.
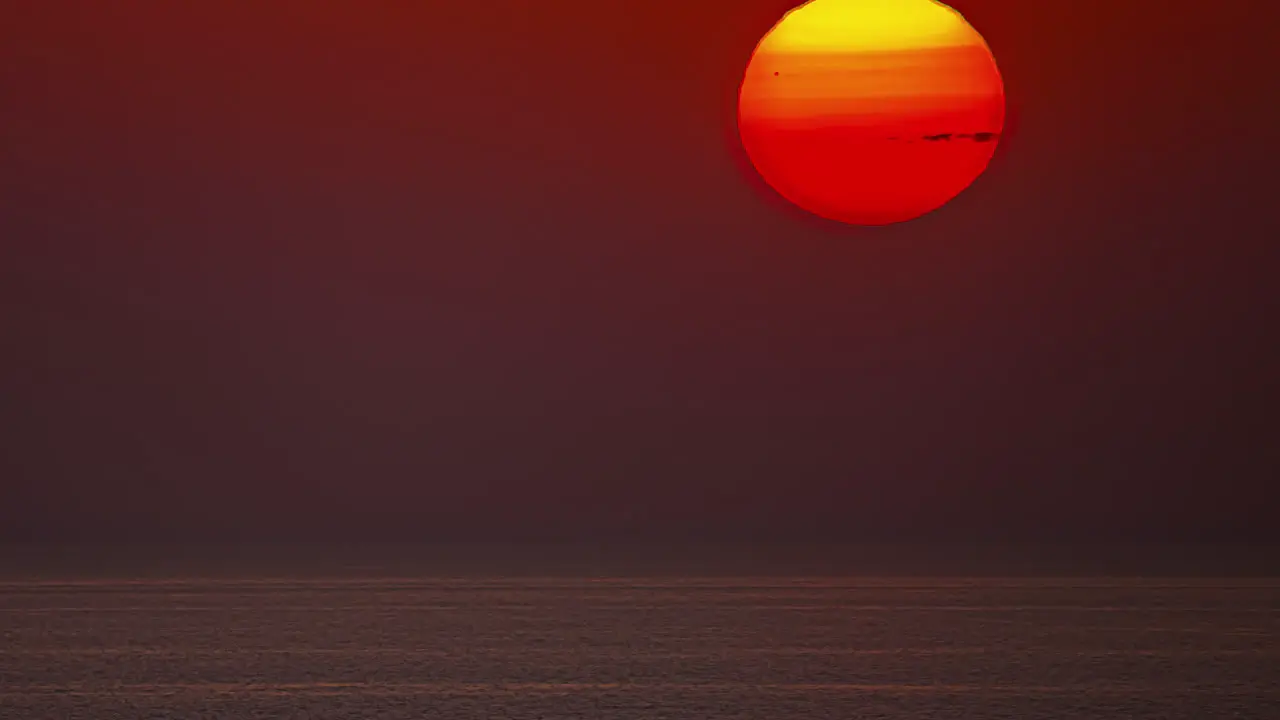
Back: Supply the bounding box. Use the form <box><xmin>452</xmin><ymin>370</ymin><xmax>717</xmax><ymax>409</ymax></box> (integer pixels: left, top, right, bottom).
<box><xmin>760</xmin><ymin>0</ymin><xmax>976</xmax><ymax>54</ymax></box>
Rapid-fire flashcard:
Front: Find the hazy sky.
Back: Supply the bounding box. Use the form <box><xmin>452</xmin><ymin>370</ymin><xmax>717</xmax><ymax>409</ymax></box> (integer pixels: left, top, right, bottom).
<box><xmin>2</xmin><ymin>0</ymin><xmax>1276</xmax><ymax>542</ymax></box>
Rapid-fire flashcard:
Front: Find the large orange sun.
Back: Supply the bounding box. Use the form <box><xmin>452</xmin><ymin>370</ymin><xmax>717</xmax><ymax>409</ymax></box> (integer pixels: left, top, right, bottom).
<box><xmin>738</xmin><ymin>0</ymin><xmax>1004</xmax><ymax>226</ymax></box>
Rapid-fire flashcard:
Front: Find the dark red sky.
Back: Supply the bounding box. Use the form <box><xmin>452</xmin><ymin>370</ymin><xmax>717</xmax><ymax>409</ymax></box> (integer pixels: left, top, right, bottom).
<box><xmin>2</xmin><ymin>0</ymin><xmax>1276</xmax><ymax>542</ymax></box>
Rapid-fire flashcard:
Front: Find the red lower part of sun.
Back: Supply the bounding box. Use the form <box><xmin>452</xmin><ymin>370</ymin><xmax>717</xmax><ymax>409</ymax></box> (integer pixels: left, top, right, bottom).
<box><xmin>740</xmin><ymin>120</ymin><xmax>1001</xmax><ymax>226</ymax></box>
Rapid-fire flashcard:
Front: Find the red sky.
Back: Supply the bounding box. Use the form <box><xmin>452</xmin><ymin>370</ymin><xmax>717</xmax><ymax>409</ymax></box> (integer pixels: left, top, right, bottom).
<box><xmin>1</xmin><ymin>0</ymin><xmax>1276</xmax><ymax>543</ymax></box>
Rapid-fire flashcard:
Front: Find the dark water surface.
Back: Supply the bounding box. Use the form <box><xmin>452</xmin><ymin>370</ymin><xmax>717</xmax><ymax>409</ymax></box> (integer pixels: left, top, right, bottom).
<box><xmin>1</xmin><ymin>546</ymin><xmax>1277</xmax><ymax>719</ymax></box>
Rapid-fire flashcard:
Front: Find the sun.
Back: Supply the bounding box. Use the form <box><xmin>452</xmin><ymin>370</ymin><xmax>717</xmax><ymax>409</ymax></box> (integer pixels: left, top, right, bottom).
<box><xmin>738</xmin><ymin>0</ymin><xmax>1005</xmax><ymax>226</ymax></box>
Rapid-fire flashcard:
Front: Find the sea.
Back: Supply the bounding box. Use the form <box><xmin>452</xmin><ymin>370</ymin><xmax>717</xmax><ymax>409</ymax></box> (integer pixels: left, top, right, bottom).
<box><xmin>1</xmin><ymin>545</ymin><xmax>1276</xmax><ymax>719</ymax></box>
